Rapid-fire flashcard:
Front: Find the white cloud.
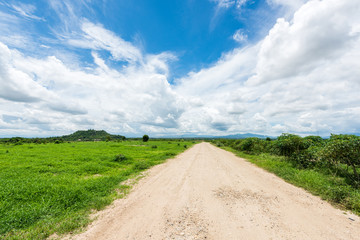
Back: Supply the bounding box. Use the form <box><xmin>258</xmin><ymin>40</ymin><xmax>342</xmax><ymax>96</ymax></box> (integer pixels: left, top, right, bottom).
<box><xmin>68</xmin><ymin>21</ymin><xmax>142</xmax><ymax>63</ymax></box>
<box><xmin>10</xmin><ymin>3</ymin><xmax>44</xmax><ymax>21</ymax></box>
<box><xmin>0</xmin><ymin>18</ymin><xmax>182</xmax><ymax>136</ymax></box>
<box><xmin>0</xmin><ymin>10</ymin><xmax>28</xmax><ymax>48</ymax></box>
<box><xmin>233</xmin><ymin>29</ymin><xmax>247</xmax><ymax>43</ymax></box>
<box><xmin>211</xmin><ymin>0</ymin><xmax>236</xmax><ymax>9</ymax></box>
<box><xmin>236</xmin><ymin>0</ymin><xmax>249</xmax><ymax>9</ymax></box>
<box><xmin>248</xmin><ymin>0</ymin><xmax>360</xmax><ymax>85</ymax></box>
<box><xmin>210</xmin><ymin>0</ymin><xmax>249</xmax><ymax>9</ymax></box>
<box><xmin>175</xmin><ymin>0</ymin><xmax>360</xmax><ymax>136</ymax></box>
<box><xmin>267</xmin><ymin>0</ymin><xmax>308</xmax><ymax>10</ymax></box>
<box><xmin>1</xmin><ymin>0</ymin><xmax>360</xmax><ymax>137</ymax></box>
<box><xmin>0</xmin><ymin>42</ymin><xmax>52</xmax><ymax>102</ymax></box>
<box><xmin>48</xmin><ymin>0</ymin><xmax>82</xmax><ymax>34</ymax></box>
<box><xmin>266</xmin><ymin>0</ymin><xmax>309</xmax><ymax>19</ymax></box>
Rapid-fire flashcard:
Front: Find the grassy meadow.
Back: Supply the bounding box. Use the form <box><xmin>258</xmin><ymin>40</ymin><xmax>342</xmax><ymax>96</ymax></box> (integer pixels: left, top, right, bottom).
<box><xmin>0</xmin><ymin>140</ymin><xmax>195</xmax><ymax>239</ymax></box>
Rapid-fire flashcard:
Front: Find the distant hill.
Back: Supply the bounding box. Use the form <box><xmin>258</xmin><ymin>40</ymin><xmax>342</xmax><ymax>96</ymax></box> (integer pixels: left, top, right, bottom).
<box><xmin>216</xmin><ymin>133</ymin><xmax>271</xmax><ymax>139</ymax></box>
<box><xmin>163</xmin><ymin>133</ymin><xmax>272</xmax><ymax>139</ymax></box>
<box><xmin>61</xmin><ymin>130</ymin><xmax>125</xmax><ymax>141</ymax></box>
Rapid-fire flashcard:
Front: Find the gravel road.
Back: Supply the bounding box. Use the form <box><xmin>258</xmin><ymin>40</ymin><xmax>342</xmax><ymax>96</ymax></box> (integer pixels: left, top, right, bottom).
<box><xmin>68</xmin><ymin>142</ymin><xmax>360</xmax><ymax>240</ymax></box>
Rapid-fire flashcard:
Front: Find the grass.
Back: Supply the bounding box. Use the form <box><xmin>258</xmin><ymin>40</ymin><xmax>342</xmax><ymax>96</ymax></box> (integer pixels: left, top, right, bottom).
<box><xmin>0</xmin><ymin>140</ymin><xmax>195</xmax><ymax>239</ymax></box>
<box><xmin>221</xmin><ymin>146</ymin><xmax>360</xmax><ymax>216</ymax></box>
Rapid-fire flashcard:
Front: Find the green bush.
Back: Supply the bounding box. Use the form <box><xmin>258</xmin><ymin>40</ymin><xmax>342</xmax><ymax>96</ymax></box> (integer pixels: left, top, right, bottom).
<box><xmin>215</xmin><ymin>141</ymin><xmax>224</xmax><ymax>147</ymax></box>
<box><xmin>133</xmin><ymin>160</ymin><xmax>151</xmax><ymax>170</ymax></box>
<box><xmin>290</xmin><ymin>146</ymin><xmax>321</xmax><ymax>168</ymax></box>
<box><xmin>114</xmin><ymin>154</ymin><xmax>127</xmax><ymax>162</ymax></box>
<box><xmin>142</xmin><ymin>135</ymin><xmax>149</xmax><ymax>142</ymax></box>
<box><xmin>304</xmin><ymin>135</ymin><xmax>324</xmax><ymax>146</ymax></box>
<box><xmin>276</xmin><ymin>134</ymin><xmax>308</xmax><ymax>157</ymax></box>
<box><xmin>237</xmin><ymin>138</ymin><xmax>265</xmax><ymax>154</ymax></box>
<box><xmin>319</xmin><ymin>134</ymin><xmax>360</xmax><ymax>183</ymax></box>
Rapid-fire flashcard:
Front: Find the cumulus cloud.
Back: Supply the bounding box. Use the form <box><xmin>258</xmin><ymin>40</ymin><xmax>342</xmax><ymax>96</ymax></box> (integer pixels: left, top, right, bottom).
<box><xmin>1</xmin><ymin>0</ymin><xmax>360</xmax><ymax>137</ymax></box>
<box><xmin>0</xmin><ymin>18</ymin><xmax>183</xmax><ymax>137</ymax></box>
<box><xmin>0</xmin><ymin>43</ymin><xmax>51</xmax><ymax>102</ymax></box>
<box><xmin>176</xmin><ymin>0</ymin><xmax>360</xmax><ymax>136</ymax></box>
<box><xmin>249</xmin><ymin>0</ymin><xmax>360</xmax><ymax>85</ymax></box>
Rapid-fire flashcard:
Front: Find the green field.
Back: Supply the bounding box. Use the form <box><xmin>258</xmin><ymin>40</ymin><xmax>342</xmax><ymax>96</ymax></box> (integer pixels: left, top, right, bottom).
<box><xmin>0</xmin><ymin>140</ymin><xmax>195</xmax><ymax>239</ymax></box>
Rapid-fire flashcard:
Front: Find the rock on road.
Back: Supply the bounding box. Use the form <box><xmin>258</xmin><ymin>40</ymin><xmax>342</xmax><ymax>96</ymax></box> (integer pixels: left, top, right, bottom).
<box><xmin>69</xmin><ymin>142</ymin><xmax>360</xmax><ymax>240</ymax></box>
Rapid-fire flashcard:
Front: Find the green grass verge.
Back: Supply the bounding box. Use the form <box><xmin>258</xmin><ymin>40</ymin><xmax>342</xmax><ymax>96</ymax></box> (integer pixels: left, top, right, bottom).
<box><xmin>221</xmin><ymin>146</ymin><xmax>360</xmax><ymax>216</ymax></box>
<box><xmin>0</xmin><ymin>140</ymin><xmax>195</xmax><ymax>239</ymax></box>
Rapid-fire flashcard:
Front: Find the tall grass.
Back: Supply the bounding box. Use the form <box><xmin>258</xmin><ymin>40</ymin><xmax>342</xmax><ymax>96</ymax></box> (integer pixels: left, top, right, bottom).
<box><xmin>0</xmin><ymin>140</ymin><xmax>195</xmax><ymax>239</ymax></box>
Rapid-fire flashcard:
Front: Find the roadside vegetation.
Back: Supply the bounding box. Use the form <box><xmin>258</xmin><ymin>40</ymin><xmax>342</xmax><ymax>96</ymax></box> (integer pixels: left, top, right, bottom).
<box><xmin>212</xmin><ymin>134</ymin><xmax>360</xmax><ymax>215</ymax></box>
<box><xmin>0</xmin><ymin>139</ymin><xmax>195</xmax><ymax>239</ymax></box>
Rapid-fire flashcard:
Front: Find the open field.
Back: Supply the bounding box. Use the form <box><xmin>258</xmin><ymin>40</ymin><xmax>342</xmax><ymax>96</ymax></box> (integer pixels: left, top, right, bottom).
<box><xmin>0</xmin><ymin>140</ymin><xmax>195</xmax><ymax>239</ymax></box>
<box><xmin>67</xmin><ymin>142</ymin><xmax>360</xmax><ymax>240</ymax></box>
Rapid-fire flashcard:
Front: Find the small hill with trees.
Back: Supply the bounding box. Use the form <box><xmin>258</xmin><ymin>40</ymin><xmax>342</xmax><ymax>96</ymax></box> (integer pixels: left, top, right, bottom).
<box><xmin>61</xmin><ymin>129</ymin><xmax>126</xmax><ymax>141</ymax></box>
<box><xmin>0</xmin><ymin>129</ymin><xmax>126</xmax><ymax>144</ymax></box>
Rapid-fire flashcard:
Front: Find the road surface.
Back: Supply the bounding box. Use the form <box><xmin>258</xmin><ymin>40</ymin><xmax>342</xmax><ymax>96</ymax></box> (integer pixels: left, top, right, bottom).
<box><xmin>68</xmin><ymin>142</ymin><xmax>360</xmax><ymax>240</ymax></box>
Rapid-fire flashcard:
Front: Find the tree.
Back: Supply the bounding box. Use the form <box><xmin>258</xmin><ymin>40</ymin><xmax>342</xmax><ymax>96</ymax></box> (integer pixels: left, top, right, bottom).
<box><xmin>276</xmin><ymin>133</ymin><xmax>308</xmax><ymax>157</ymax></box>
<box><xmin>320</xmin><ymin>134</ymin><xmax>360</xmax><ymax>182</ymax></box>
<box><xmin>142</xmin><ymin>135</ymin><xmax>149</xmax><ymax>142</ymax></box>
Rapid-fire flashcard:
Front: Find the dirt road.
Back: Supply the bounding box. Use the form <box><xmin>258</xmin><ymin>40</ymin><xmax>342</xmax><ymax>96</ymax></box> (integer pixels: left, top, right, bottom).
<box><xmin>69</xmin><ymin>142</ymin><xmax>360</xmax><ymax>240</ymax></box>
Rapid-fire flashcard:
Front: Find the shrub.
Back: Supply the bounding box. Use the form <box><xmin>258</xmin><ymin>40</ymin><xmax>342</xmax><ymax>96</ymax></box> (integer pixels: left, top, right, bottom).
<box><xmin>142</xmin><ymin>135</ymin><xmax>149</xmax><ymax>142</ymax></box>
<box><xmin>276</xmin><ymin>133</ymin><xmax>309</xmax><ymax>157</ymax></box>
<box><xmin>215</xmin><ymin>141</ymin><xmax>224</xmax><ymax>147</ymax></box>
<box><xmin>133</xmin><ymin>161</ymin><xmax>150</xmax><ymax>170</ymax></box>
<box><xmin>304</xmin><ymin>135</ymin><xmax>324</xmax><ymax>146</ymax></box>
<box><xmin>291</xmin><ymin>145</ymin><xmax>321</xmax><ymax>168</ymax></box>
<box><xmin>319</xmin><ymin>134</ymin><xmax>360</xmax><ymax>183</ymax></box>
<box><xmin>237</xmin><ymin>138</ymin><xmax>265</xmax><ymax>154</ymax></box>
<box><xmin>114</xmin><ymin>154</ymin><xmax>127</xmax><ymax>162</ymax></box>
<box><xmin>151</xmin><ymin>145</ymin><xmax>157</xmax><ymax>149</ymax></box>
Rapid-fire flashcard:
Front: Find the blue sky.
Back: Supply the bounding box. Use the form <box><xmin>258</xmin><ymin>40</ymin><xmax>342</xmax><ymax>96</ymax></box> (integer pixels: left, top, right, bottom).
<box><xmin>0</xmin><ymin>0</ymin><xmax>360</xmax><ymax>137</ymax></box>
<box><xmin>0</xmin><ymin>0</ymin><xmax>280</xmax><ymax>80</ymax></box>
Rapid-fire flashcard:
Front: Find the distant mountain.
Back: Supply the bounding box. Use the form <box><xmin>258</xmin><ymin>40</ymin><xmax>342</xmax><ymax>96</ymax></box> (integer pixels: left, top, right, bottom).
<box><xmin>159</xmin><ymin>133</ymin><xmax>272</xmax><ymax>139</ymax></box>
<box><xmin>61</xmin><ymin>130</ymin><xmax>125</xmax><ymax>141</ymax></box>
<box><xmin>216</xmin><ymin>133</ymin><xmax>271</xmax><ymax>139</ymax></box>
